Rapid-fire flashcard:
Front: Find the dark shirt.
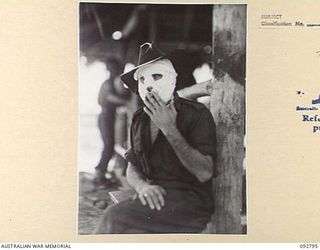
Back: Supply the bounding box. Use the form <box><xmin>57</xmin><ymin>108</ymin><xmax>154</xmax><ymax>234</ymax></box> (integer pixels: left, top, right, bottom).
<box><xmin>125</xmin><ymin>93</ymin><xmax>217</xmax><ymax>211</ymax></box>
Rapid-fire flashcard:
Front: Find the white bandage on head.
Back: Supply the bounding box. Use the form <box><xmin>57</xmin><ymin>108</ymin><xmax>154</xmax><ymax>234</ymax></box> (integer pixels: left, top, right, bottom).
<box><xmin>134</xmin><ymin>59</ymin><xmax>177</xmax><ymax>81</ymax></box>
<box><xmin>134</xmin><ymin>59</ymin><xmax>178</xmax><ymax>104</ymax></box>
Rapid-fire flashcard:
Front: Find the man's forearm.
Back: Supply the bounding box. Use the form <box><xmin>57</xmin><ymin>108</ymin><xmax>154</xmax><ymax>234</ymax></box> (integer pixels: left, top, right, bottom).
<box><xmin>163</xmin><ymin>126</ymin><xmax>213</xmax><ymax>182</ymax></box>
<box><xmin>126</xmin><ymin>163</ymin><xmax>167</xmax><ymax>210</ymax></box>
<box><xmin>177</xmin><ymin>79</ymin><xmax>212</xmax><ymax>100</ymax></box>
<box><xmin>126</xmin><ymin>163</ymin><xmax>148</xmax><ymax>193</ymax></box>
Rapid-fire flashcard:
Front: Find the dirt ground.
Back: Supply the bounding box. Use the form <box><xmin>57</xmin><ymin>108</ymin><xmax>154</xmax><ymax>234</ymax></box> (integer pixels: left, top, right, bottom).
<box><xmin>77</xmin><ymin>172</ymin><xmax>120</xmax><ymax>235</ymax></box>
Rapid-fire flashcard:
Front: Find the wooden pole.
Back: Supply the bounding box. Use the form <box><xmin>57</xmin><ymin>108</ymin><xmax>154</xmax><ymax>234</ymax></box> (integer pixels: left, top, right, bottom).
<box><xmin>210</xmin><ymin>75</ymin><xmax>245</xmax><ymax>234</ymax></box>
<box><xmin>209</xmin><ymin>5</ymin><xmax>246</xmax><ymax>234</ymax></box>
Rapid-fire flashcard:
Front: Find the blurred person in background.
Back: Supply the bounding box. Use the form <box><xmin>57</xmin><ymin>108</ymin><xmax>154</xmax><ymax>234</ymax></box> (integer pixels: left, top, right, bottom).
<box><xmin>94</xmin><ymin>57</ymin><xmax>131</xmax><ymax>186</ymax></box>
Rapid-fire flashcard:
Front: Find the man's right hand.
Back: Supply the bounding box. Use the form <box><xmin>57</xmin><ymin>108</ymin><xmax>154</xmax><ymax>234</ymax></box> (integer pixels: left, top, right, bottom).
<box><xmin>137</xmin><ymin>183</ymin><xmax>166</xmax><ymax>211</ymax></box>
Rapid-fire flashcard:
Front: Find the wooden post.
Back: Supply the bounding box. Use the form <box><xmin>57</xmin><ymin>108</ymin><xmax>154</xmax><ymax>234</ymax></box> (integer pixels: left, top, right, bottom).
<box><xmin>209</xmin><ymin>5</ymin><xmax>246</xmax><ymax>234</ymax></box>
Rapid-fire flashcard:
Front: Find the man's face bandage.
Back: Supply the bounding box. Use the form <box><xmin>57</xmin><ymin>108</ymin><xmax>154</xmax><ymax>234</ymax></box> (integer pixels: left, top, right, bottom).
<box><xmin>134</xmin><ymin>59</ymin><xmax>177</xmax><ymax>104</ymax></box>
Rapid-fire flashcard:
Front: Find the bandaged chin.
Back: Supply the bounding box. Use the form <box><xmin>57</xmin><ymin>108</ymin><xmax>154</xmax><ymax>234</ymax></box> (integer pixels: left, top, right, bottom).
<box><xmin>134</xmin><ymin>59</ymin><xmax>177</xmax><ymax>104</ymax></box>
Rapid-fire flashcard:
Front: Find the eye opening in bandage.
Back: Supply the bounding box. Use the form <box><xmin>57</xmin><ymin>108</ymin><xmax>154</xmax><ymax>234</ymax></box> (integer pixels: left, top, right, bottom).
<box><xmin>152</xmin><ymin>74</ymin><xmax>163</xmax><ymax>81</ymax></box>
<box><xmin>138</xmin><ymin>76</ymin><xmax>145</xmax><ymax>83</ymax></box>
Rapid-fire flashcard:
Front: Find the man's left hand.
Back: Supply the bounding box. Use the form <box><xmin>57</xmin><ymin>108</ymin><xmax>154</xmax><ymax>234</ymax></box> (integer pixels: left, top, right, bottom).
<box><xmin>143</xmin><ymin>92</ymin><xmax>177</xmax><ymax>134</ymax></box>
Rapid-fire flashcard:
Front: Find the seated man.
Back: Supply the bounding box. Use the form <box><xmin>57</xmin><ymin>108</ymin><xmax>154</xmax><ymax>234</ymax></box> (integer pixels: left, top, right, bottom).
<box><xmin>95</xmin><ymin>43</ymin><xmax>218</xmax><ymax>234</ymax></box>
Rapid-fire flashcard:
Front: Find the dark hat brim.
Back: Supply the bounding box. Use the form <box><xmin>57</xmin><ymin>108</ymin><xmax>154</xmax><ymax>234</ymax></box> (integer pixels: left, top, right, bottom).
<box><xmin>120</xmin><ymin>55</ymin><xmax>165</xmax><ymax>93</ymax></box>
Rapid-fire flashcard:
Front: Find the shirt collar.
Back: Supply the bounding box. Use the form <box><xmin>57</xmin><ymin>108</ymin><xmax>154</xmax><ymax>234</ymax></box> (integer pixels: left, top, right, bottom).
<box><xmin>173</xmin><ymin>92</ymin><xmax>182</xmax><ymax>111</ymax></box>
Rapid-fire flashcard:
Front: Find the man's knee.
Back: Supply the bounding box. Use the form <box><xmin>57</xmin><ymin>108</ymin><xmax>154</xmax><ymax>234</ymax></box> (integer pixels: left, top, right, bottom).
<box><xmin>95</xmin><ymin>204</ymin><xmax>122</xmax><ymax>234</ymax></box>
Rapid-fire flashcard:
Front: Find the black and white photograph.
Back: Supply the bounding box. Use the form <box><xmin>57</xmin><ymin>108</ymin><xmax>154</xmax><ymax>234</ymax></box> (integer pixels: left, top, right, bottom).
<box><xmin>78</xmin><ymin>3</ymin><xmax>246</xmax><ymax>235</ymax></box>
